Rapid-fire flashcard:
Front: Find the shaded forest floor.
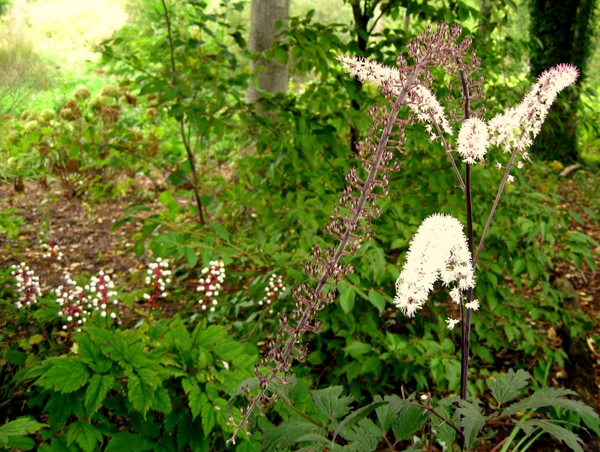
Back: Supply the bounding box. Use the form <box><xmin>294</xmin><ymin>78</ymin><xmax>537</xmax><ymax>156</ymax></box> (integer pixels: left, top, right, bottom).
<box><xmin>1</xmin><ymin>171</ymin><xmax>599</xmax><ymax>451</ymax></box>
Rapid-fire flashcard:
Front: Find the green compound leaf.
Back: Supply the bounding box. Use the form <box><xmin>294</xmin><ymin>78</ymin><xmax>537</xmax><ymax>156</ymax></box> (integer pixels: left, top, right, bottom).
<box><xmin>37</xmin><ymin>358</ymin><xmax>89</xmax><ymax>394</ymax></box>
<box><xmin>311</xmin><ymin>386</ymin><xmax>354</xmax><ymax>422</ymax></box>
<box><xmin>488</xmin><ymin>369</ymin><xmax>531</xmax><ymax>405</ymax></box>
<box><xmin>85</xmin><ymin>374</ymin><xmax>113</xmax><ymax>416</ymax></box>
<box><xmin>502</xmin><ymin>387</ymin><xmax>600</xmax><ymax>421</ymax></box>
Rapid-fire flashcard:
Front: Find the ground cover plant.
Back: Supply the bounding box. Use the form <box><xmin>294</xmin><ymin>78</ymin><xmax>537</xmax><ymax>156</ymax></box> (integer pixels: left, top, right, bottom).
<box><xmin>1</xmin><ymin>0</ymin><xmax>600</xmax><ymax>451</ymax></box>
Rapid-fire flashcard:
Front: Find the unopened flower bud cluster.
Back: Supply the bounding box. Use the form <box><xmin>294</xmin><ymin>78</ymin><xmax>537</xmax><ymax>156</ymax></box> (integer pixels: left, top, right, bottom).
<box><xmin>56</xmin><ymin>275</ymin><xmax>90</xmax><ymax>332</ymax></box>
<box><xmin>197</xmin><ymin>260</ymin><xmax>225</xmax><ymax>311</ymax></box>
<box><xmin>85</xmin><ymin>270</ymin><xmax>118</xmax><ymax>318</ymax></box>
<box><xmin>259</xmin><ymin>274</ymin><xmax>286</xmax><ymax>313</ymax></box>
<box><xmin>10</xmin><ymin>263</ymin><xmax>41</xmax><ymax>309</ymax></box>
<box><xmin>41</xmin><ymin>242</ymin><xmax>63</xmax><ymax>261</ymax></box>
<box><xmin>143</xmin><ymin>258</ymin><xmax>171</xmax><ymax>309</ymax></box>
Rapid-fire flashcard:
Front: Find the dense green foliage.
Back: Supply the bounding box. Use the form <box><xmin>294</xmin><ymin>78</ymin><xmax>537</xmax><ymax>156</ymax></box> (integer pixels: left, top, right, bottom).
<box><xmin>1</xmin><ymin>0</ymin><xmax>599</xmax><ymax>450</ymax></box>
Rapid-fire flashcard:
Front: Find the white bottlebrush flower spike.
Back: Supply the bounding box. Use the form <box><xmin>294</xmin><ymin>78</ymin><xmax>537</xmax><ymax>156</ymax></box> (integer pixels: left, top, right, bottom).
<box><xmin>488</xmin><ymin>64</ymin><xmax>578</xmax><ymax>153</ymax></box>
<box><xmin>394</xmin><ymin>213</ymin><xmax>475</xmax><ymax>318</ymax></box>
<box><xmin>456</xmin><ymin>117</ymin><xmax>489</xmax><ymax>164</ymax></box>
<box><xmin>338</xmin><ymin>55</ymin><xmax>453</xmax><ymax>140</ymax></box>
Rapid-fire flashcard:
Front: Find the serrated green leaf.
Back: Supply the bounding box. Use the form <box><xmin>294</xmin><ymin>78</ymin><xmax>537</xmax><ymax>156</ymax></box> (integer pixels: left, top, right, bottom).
<box><xmin>105</xmin><ymin>432</ymin><xmax>153</xmax><ymax>452</ymax></box>
<box><xmin>85</xmin><ymin>374</ymin><xmax>113</xmax><ymax>416</ymax></box>
<box><xmin>37</xmin><ymin>358</ymin><xmax>89</xmax><ymax>393</ymax></box>
<box><xmin>457</xmin><ymin>400</ymin><xmax>488</xmax><ymax>451</ymax></box>
<box><xmin>375</xmin><ymin>394</ymin><xmax>409</xmax><ymax>432</ymax></box>
<box><xmin>150</xmin><ymin>388</ymin><xmax>172</xmax><ymax>415</ymax></box>
<box><xmin>518</xmin><ymin>420</ymin><xmax>584</xmax><ymax>452</ymax></box>
<box><xmin>127</xmin><ymin>369</ymin><xmax>161</xmax><ymax>417</ymax></box>
<box><xmin>78</xmin><ymin>335</ymin><xmax>112</xmax><ymax>373</ymax></box>
<box><xmin>488</xmin><ymin>369</ymin><xmax>531</xmax><ymax>405</ymax></box>
<box><xmin>311</xmin><ymin>386</ymin><xmax>354</xmax><ymax>422</ymax></box>
<box><xmin>6</xmin><ymin>436</ymin><xmax>35</xmax><ymax>450</ymax></box>
<box><xmin>44</xmin><ymin>393</ymin><xmax>76</xmax><ymax>429</ymax></box>
<box><xmin>433</xmin><ymin>405</ymin><xmax>456</xmax><ymax>446</ymax></box>
<box><xmin>502</xmin><ymin>388</ymin><xmax>599</xmax><ymax>420</ymax></box>
<box><xmin>187</xmin><ymin>383</ymin><xmax>206</xmax><ymax>420</ymax></box>
<box><xmin>343</xmin><ymin>418</ymin><xmax>381</xmax><ymax>451</ymax></box>
<box><xmin>201</xmin><ymin>400</ymin><xmax>216</xmax><ymax>438</ymax></box>
<box><xmin>332</xmin><ymin>401</ymin><xmax>387</xmax><ymax>445</ymax></box>
<box><xmin>67</xmin><ymin>421</ymin><xmax>103</xmax><ymax>452</ymax></box>
<box><xmin>87</xmin><ymin>326</ymin><xmax>126</xmax><ymax>360</ymax></box>
<box><xmin>0</xmin><ymin>417</ymin><xmax>46</xmax><ymax>437</ymax></box>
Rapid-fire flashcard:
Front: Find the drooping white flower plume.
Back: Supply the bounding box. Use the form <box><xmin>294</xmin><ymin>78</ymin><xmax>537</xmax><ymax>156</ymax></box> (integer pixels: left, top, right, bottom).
<box><xmin>337</xmin><ymin>55</ymin><xmax>453</xmax><ymax>140</ymax></box>
<box><xmin>488</xmin><ymin>64</ymin><xmax>579</xmax><ymax>154</ymax></box>
<box><xmin>394</xmin><ymin>213</ymin><xmax>475</xmax><ymax>318</ymax></box>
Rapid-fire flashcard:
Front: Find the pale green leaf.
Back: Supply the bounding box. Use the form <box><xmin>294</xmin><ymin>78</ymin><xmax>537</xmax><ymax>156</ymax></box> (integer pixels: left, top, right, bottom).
<box><xmin>37</xmin><ymin>358</ymin><xmax>89</xmax><ymax>393</ymax></box>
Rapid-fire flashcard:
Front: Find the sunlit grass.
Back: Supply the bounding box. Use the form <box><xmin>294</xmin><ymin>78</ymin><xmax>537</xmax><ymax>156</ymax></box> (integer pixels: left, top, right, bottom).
<box><xmin>0</xmin><ymin>0</ymin><xmax>128</xmax><ymax>114</ymax></box>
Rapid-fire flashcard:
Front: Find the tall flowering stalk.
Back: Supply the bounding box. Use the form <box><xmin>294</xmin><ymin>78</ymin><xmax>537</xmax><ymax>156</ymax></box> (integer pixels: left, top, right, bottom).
<box><xmin>229</xmin><ymin>23</ymin><xmax>579</xmax><ymax>446</ymax></box>
<box><xmin>229</xmin><ymin>23</ymin><xmax>475</xmax><ymax>443</ymax></box>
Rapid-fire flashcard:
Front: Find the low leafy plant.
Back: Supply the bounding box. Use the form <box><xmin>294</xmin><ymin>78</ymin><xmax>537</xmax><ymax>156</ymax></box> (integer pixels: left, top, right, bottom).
<box><xmin>226</xmin><ymin>23</ymin><xmax>600</xmax><ymax>451</ymax></box>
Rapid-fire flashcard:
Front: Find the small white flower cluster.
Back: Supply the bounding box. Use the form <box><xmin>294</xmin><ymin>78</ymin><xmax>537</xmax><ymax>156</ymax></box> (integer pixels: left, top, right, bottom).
<box><xmin>489</xmin><ymin>64</ymin><xmax>578</xmax><ymax>167</ymax></box>
<box><xmin>197</xmin><ymin>260</ymin><xmax>225</xmax><ymax>312</ymax></box>
<box><xmin>456</xmin><ymin>117</ymin><xmax>489</xmax><ymax>164</ymax></box>
<box><xmin>41</xmin><ymin>242</ymin><xmax>63</xmax><ymax>261</ymax></box>
<box><xmin>259</xmin><ymin>274</ymin><xmax>286</xmax><ymax>313</ymax></box>
<box><xmin>143</xmin><ymin>258</ymin><xmax>171</xmax><ymax>310</ymax></box>
<box><xmin>85</xmin><ymin>270</ymin><xmax>118</xmax><ymax>318</ymax></box>
<box><xmin>10</xmin><ymin>262</ymin><xmax>42</xmax><ymax>309</ymax></box>
<box><xmin>56</xmin><ymin>275</ymin><xmax>90</xmax><ymax>332</ymax></box>
<box><xmin>394</xmin><ymin>214</ymin><xmax>477</xmax><ymax>329</ymax></box>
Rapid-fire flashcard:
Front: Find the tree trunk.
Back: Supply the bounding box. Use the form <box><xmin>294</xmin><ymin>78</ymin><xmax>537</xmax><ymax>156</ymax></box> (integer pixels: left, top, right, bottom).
<box><xmin>528</xmin><ymin>0</ymin><xmax>597</xmax><ymax>163</ymax></box>
<box><xmin>245</xmin><ymin>0</ymin><xmax>290</xmax><ymax>104</ymax></box>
